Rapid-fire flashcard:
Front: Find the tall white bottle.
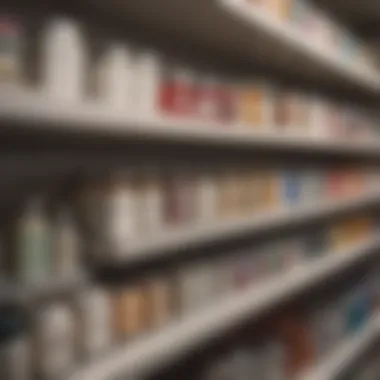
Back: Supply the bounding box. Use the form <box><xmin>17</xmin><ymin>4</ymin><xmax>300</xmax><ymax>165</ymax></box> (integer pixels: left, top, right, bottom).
<box><xmin>41</xmin><ymin>17</ymin><xmax>86</xmax><ymax>102</ymax></box>
<box><xmin>133</xmin><ymin>50</ymin><xmax>161</xmax><ymax>117</ymax></box>
<box><xmin>96</xmin><ymin>44</ymin><xmax>134</xmax><ymax>111</ymax></box>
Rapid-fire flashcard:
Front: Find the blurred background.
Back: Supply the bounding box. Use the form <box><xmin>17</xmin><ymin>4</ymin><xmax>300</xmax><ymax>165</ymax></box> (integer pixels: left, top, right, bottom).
<box><xmin>1</xmin><ymin>0</ymin><xmax>380</xmax><ymax>379</ymax></box>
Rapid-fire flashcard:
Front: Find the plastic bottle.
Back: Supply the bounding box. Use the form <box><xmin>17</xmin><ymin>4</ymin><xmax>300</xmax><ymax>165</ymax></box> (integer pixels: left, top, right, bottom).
<box><xmin>96</xmin><ymin>44</ymin><xmax>133</xmax><ymax>110</ymax></box>
<box><xmin>133</xmin><ymin>50</ymin><xmax>161</xmax><ymax>116</ymax></box>
<box><xmin>79</xmin><ymin>287</ymin><xmax>111</xmax><ymax>359</ymax></box>
<box><xmin>17</xmin><ymin>197</ymin><xmax>51</xmax><ymax>283</ymax></box>
<box><xmin>41</xmin><ymin>17</ymin><xmax>86</xmax><ymax>102</ymax></box>
<box><xmin>54</xmin><ymin>208</ymin><xmax>81</xmax><ymax>278</ymax></box>
<box><xmin>37</xmin><ymin>303</ymin><xmax>75</xmax><ymax>379</ymax></box>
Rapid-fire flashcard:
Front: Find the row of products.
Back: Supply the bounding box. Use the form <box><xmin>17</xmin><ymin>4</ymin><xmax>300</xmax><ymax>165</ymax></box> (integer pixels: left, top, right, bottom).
<box><xmin>78</xmin><ymin>168</ymin><xmax>379</xmax><ymax>257</ymax></box>
<box><xmin>198</xmin><ymin>278</ymin><xmax>378</xmax><ymax>380</ymax></box>
<box><xmin>247</xmin><ymin>0</ymin><xmax>376</xmax><ymax>71</ymax></box>
<box><xmin>1</xmin><ymin>15</ymin><xmax>379</xmax><ymax>143</ymax></box>
<box><xmin>1</xmin><ymin>166</ymin><xmax>376</xmax><ymax>281</ymax></box>
<box><xmin>1</xmin><ymin>213</ymin><xmax>375</xmax><ymax>380</ymax></box>
<box><xmin>0</xmin><ymin>200</ymin><xmax>81</xmax><ymax>284</ymax></box>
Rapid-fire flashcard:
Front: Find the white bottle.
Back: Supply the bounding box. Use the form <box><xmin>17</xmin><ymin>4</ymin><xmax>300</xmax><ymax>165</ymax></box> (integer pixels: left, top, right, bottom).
<box><xmin>132</xmin><ymin>50</ymin><xmax>160</xmax><ymax>117</ymax></box>
<box><xmin>96</xmin><ymin>44</ymin><xmax>134</xmax><ymax>111</ymax></box>
<box><xmin>54</xmin><ymin>208</ymin><xmax>81</xmax><ymax>278</ymax></box>
<box><xmin>38</xmin><ymin>303</ymin><xmax>76</xmax><ymax>379</ymax></box>
<box><xmin>107</xmin><ymin>180</ymin><xmax>137</xmax><ymax>256</ymax></box>
<box><xmin>17</xmin><ymin>198</ymin><xmax>51</xmax><ymax>284</ymax></box>
<box><xmin>41</xmin><ymin>17</ymin><xmax>85</xmax><ymax>102</ymax></box>
<box><xmin>79</xmin><ymin>287</ymin><xmax>111</xmax><ymax>359</ymax></box>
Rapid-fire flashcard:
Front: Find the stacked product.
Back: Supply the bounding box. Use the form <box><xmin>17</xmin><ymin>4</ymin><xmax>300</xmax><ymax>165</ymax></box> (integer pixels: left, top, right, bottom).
<box><xmin>77</xmin><ymin>166</ymin><xmax>379</xmax><ymax>257</ymax></box>
<box><xmin>245</xmin><ymin>0</ymin><xmax>375</xmax><ymax>71</ymax></box>
<box><xmin>0</xmin><ymin>212</ymin><xmax>376</xmax><ymax>379</ymax></box>
<box><xmin>200</xmin><ymin>276</ymin><xmax>378</xmax><ymax>380</ymax></box>
<box><xmin>0</xmin><ymin>14</ymin><xmax>379</xmax><ymax>143</ymax></box>
<box><xmin>0</xmin><ymin>199</ymin><xmax>81</xmax><ymax>285</ymax></box>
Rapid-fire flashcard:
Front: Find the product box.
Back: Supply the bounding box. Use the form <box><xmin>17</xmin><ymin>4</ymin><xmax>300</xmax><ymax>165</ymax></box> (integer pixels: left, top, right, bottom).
<box><xmin>281</xmin><ymin>171</ymin><xmax>301</xmax><ymax>208</ymax></box>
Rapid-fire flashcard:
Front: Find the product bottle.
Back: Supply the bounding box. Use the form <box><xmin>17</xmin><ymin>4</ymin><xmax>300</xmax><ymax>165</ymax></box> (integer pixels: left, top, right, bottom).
<box><xmin>139</xmin><ymin>176</ymin><xmax>163</xmax><ymax>237</ymax></box>
<box><xmin>41</xmin><ymin>17</ymin><xmax>86</xmax><ymax>102</ymax></box>
<box><xmin>37</xmin><ymin>303</ymin><xmax>76</xmax><ymax>379</ymax></box>
<box><xmin>79</xmin><ymin>287</ymin><xmax>111</xmax><ymax>359</ymax></box>
<box><xmin>133</xmin><ymin>50</ymin><xmax>160</xmax><ymax>117</ymax></box>
<box><xmin>54</xmin><ymin>208</ymin><xmax>81</xmax><ymax>278</ymax></box>
<box><xmin>106</xmin><ymin>177</ymin><xmax>137</xmax><ymax>256</ymax></box>
<box><xmin>96</xmin><ymin>44</ymin><xmax>133</xmax><ymax>110</ymax></box>
<box><xmin>17</xmin><ymin>198</ymin><xmax>51</xmax><ymax>284</ymax></box>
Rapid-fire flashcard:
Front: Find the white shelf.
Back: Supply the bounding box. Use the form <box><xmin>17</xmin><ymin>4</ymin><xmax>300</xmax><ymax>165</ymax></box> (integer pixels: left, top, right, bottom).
<box><xmin>219</xmin><ymin>0</ymin><xmax>380</xmax><ymax>90</ymax></box>
<box><xmin>1</xmin><ymin>89</ymin><xmax>380</xmax><ymax>158</ymax></box>
<box><xmin>68</xmin><ymin>237</ymin><xmax>380</xmax><ymax>380</ymax></box>
<box><xmin>98</xmin><ymin>192</ymin><xmax>380</xmax><ymax>263</ymax></box>
<box><xmin>78</xmin><ymin>0</ymin><xmax>380</xmax><ymax>94</ymax></box>
<box><xmin>299</xmin><ymin>316</ymin><xmax>380</xmax><ymax>380</ymax></box>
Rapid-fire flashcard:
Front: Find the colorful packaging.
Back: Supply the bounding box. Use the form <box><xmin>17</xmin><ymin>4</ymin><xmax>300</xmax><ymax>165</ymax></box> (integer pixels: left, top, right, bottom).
<box><xmin>281</xmin><ymin>171</ymin><xmax>301</xmax><ymax>208</ymax></box>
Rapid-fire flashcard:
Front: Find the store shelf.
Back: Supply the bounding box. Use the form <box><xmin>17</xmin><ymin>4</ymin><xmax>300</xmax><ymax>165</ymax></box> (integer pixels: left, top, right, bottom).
<box><xmin>299</xmin><ymin>316</ymin><xmax>380</xmax><ymax>380</ymax></box>
<box><xmin>97</xmin><ymin>192</ymin><xmax>380</xmax><ymax>264</ymax></box>
<box><xmin>73</xmin><ymin>0</ymin><xmax>380</xmax><ymax>95</ymax></box>
<box><xmin>69</xmin><ymin>237</ymin><xmax>380</xmax><ymax>380</ymax></box>
<box><xmin>219</xmin><ymin>0</ymin><xmax>380</xmax><ymax>90</ymax></box>
<box><xmin>1</xmin><ymin>89</ymin><xmax>380</xmax><ymax>158</ymax></box>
